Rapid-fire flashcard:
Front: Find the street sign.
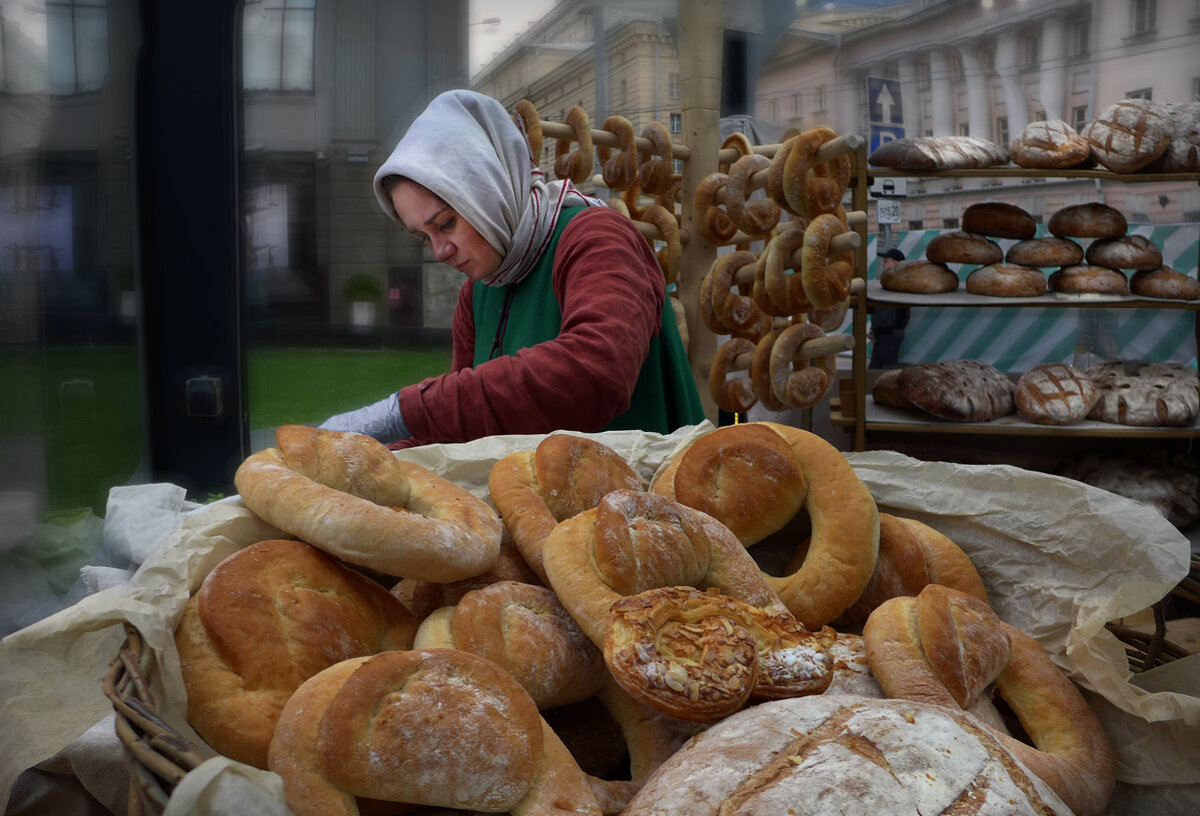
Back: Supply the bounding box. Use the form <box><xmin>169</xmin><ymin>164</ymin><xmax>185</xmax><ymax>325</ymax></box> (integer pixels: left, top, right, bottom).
<box><xmin>867</xmin><ymin>77</ymin><xmax>903</xmax><ymax>125</ymax></box>
<box><xmin>870</xmin><ymin>124</ymin><xmax>905</xmax><ymax>156</ymax></box>
<box><xmin>876</xmin><ymin>198</ymin><xmax>901</xmax><ymax>225</ymax></box>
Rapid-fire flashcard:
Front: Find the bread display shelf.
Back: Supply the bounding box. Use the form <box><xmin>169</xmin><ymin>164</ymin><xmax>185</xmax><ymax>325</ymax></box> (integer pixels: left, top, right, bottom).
<box><xmin>829</xmin><ymin>397</ymin><xmax>1200</xmax><ymax>439</ymax></box>
<box><xmin>867</xmin><ymin>167</ymin><xmax>1200</xmax><ymax>183</ymax></box>
<box><xmin>865</xmin><ymin>280</ymin><xmax>1200</xmax><ymax>311</ymax></box>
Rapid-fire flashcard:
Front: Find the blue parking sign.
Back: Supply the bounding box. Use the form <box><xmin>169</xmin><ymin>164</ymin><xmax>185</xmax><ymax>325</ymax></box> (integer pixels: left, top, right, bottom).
<box><xmin>867</xmin><ymin>77</ymin><xmax>904</xmax><ymax>125</ymax></box>
<box><xmin>871</xmin><ymin>125</ymin><xmax>905</xmax><ymax>155</ymax></box>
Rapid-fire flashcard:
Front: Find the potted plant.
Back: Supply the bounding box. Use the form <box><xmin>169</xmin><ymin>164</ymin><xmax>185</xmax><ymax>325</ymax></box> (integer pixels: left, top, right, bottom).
<box><xmin>342</xmin><ymin>272</ymin><xmax>384</xmax><ymax>327</ymax></box>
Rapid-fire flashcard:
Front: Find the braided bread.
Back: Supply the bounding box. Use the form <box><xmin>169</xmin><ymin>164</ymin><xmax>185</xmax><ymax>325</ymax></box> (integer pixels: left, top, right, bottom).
<box><xmin>782</xmin><ymin>127</ymin><xmax>851</xmax><ymax>218</ymax></box>
<box><xmin>637</xmin><ymin>121</ymin><xmax>674</xmax><ymax>195</ymax></box>
<box><xmin>554</xmin><ymin>105</ymin><xmax>595</xmax><ymax>184</ymax></box>
<box><xmin>801</xmin><ymin>213</ymin><xmax>853</xmax><ymax>309</ymax></box>
<box><xmin>725</xmin><ymin>153</ymin><xmax>781</xmax><ymax>236</ymax></box>
<box><xmin>768</xmin><ymin>322</ymin><xmax>837</xmax><ymax>409</ymax></box>
<box><xmin>694</xmin><ymin>172</ymin><xmax>737</xmax><ymax>244</ymax></box>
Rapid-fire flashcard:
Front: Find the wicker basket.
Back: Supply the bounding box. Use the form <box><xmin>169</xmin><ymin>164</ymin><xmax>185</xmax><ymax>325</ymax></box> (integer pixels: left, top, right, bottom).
<box><xmin>102</xmin><ymin>622</ymin><xmax>213</xmax><ymax>816</ymax></box>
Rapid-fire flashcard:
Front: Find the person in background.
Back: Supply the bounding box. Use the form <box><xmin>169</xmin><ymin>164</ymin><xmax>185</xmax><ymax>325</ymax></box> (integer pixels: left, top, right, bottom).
<box><xmin>319</xmin><ymin>89</ymin><xmax>704</xmax><ymax>447</ymax></box>
<box><xmin>868</xmin><ymin>248</ymin><xmax>910</xmax><ymax>369</ymax></box>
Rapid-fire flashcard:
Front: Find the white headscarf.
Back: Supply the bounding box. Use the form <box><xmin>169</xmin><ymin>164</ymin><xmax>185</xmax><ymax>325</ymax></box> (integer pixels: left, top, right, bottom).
<box><xmin>374</xmin><ymin>90</ymin><xmax>604</xmax><ymax>287</ymax></box>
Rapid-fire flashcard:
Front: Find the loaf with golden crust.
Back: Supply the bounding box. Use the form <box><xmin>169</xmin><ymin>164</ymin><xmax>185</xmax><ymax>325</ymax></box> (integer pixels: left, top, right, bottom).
<box><xmin>966</xmin><ymin>263</ymin><xmax>1047</xmax><ymax>297</ymax></box>
<box><xmin>830</xmin><ymin>513</ymin><xmax>990</xmax><ymax>629</ymax></box>
<box><xmin>268</xmin><ymin>649</ymin><xmax>603</xmax><ymax>816</ymax></box>
<box><xmin>603</xmin><ymin>585</ymin><xmax>834</xmax><ymax>722</ymax></box>
<box><xmin>1009</xmin><ymin>120</ymin><xmax>1093</xmax><ymax>169</ymax></box>
<box><xmin>863</xmin><ymin>585</ymin><xmax>1116</xmax><ymax>816</ymax></box>
<box><xmin>621</xmin><ymin>694</ymin><xmax>1073</xmax><ymax>816</ymax></box>
<box><xmin>488</xmin><ymin>433</ymin><xmax>643</xmax><ymax>583</ymax></box>
<box><xmin>412</xmin><ymin>580</ymin><xmax>606</xmax><ymax>710</ymax></box>
<box><xmin>235</xmin><ymin>426</ymin><xmax>503</xmax><ymax>581</ymax></box>
<box><xmin>650</xmin><ymin>422</ymin><xmax>880</xmax><ymax>629</ymax></box>
<box><xmin>175</xmin><ymin>538</ymin><xmax>418</xmax><ymax>769</ymax></box>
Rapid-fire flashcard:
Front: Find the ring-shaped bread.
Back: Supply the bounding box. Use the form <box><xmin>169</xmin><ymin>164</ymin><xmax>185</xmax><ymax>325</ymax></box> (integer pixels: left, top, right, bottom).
<box><xmin>267</xmin><ymin>649</ymin><xmax>603</xmax><ymax>816</ymax></box>
<box><xmin>637</xmin><ymin>121</ymin><xmax>675</xmax><ymax>195</ymax></box>
<box><xmin>512</xmin><ymin>98</ymin><xmax>543</xmax><ymax>161</ymax></box>
<box><xmin>725</xmin><ymin>153</ymin><xmax>782</xmax><ymax>236</ymax></box>
<box><xmin>782</xmin><ymin>127</ymin><xmax>851</xmax><ymax>218</ymax></box>
<box><xmin>542</xmin><ymin>488</ymin><xmax>795</xmax><ymax>649</ymax></box>
<box><xmin>801</xmin><ymin>212</ymin><xmax>854</xmax><ymax>308</ymax></box>
<box><xmin>234</xmin><ymin>426</ymin><xmax>503</xmax><ymax>582</ymax></box>
<box><xmin>719</xmin><ymin>131</ymin><xmax>754</xmax><ymax>173</ymax></box>
<box><xmin>175</xmin><ymin>538</ymin><xmax>418</xmax><ymax>769</ymax></box>
<box><xmin>598</xmin><ymin>114</ymin><xmax>639</xmax><ymax>190</ymax></box>
<box><xmin>488</xmin><ymin>432</ymin><xmax>644</xmax><ymax>583</ymax></box>
<box><xmin>708</xmin><ymin>337</ymin><xmax>758</xmax><ymax>414</ymax></box>
<box><xmin>412</xmin><ymin>580</ymin><xmax>608</xmax><ymax>710</ymax></box>
<box><xmin>640</xmin><ymin>203</ymin><xmax>682</xmax><ymax>285</ymax></box>
<box><xmin>554</xmin><ymin>105</ymin><xmax>595</xmax><ymax>184</ymax></box>
<box><xmin>698</xmin><ymin>265</ymin><xmax>726</xmax><ymax>335</ymax></box>
<box><xmin>649</xmin><ymin>422</ymin><xmax>880</xmax><ymax>628</ymax></box>
<box><xmin>694</xmin><ymin>172</ymin><xmax>737</xmax><ymax>244</ymax></box>
<box><xmin>621</xmin><ymin>179</ymin><xmax>644</xmax><ymax>221</ymax></box>
<box><xmin>863</xmin><ymin>584</ymin><xmax>1116</xmax><ymax>816</ymax></box>
<box><xmin>709</xmin><ymin>249</ymin><xmax>766</xmax><ymax>333</ymax></box>
<box><xmin>751</xmin><ymin>328</ymin><xmax>791</xmax><ymax>411</ymax></box>
<box><xmin>763</xmin><ymin>225</ymin><xmax>812</xmax><ymax>314</ymax></box>
<box><xmin>751</xmin><ymin>248</ymin><xmax>794</xmax><ymax>318</ymax></box>
<box><xmin>768</xmin><ymin>322</ymin><xmax>837</xmax><ymax>409</ymax></box>
<box><xmin>604</xmin><ymin>585</ymin><xmax>835</xmax><ymax>722</ymax></box>
<box><xmin>767</xmin><ymin>135</ymin><xmax>796</xmax><ymax>210</ymax></box>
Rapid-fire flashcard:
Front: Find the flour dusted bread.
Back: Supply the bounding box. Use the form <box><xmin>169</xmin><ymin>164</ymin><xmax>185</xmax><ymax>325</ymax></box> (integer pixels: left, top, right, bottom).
<box><xmin>1130</xmin><ymin>265</ymin><xmax>1200</xmax><ymax>300</ymax></box>
<box><xmin>926</xmin><ymin>230</ymin><xmax>1003</xmax><ymax>265</ymax></box>
<box><xmin>1006</xmin><ymin>236</ymin><xmax>1084</xmax><ymax>268</ymax></box>
<box><xmin>1144</xmin><ymin>100</ymin><xmax>1200</xmax><ymax>172</ymax></box>
<box><xmin>621</xmin><ymin>694</ymin><xmax>1073</xmax><ymax>816</ymax></box>
<box><xmin>879</xmin><ymin>259</ymin><xmax>958</xmax><ymax>293</ymax></box>
<box><xmin>1048</xmin><ymin>264</ymin><xmax>1129</xmax><ymax>295</ymax></box>
<box><xmin>1057</xmin><ymin>448</ymin><xmax>1200</xmax><ymax>528</ymax></box>
<box><xmin>898</xmin><ymin>359</ymin><xmax>1015</xmax><ymax>422</ymax></box>
<box><xmin>966</xmin><ymin>263</ymin><xmax>1047</xmax><ymax>297</ymax></box>
<box><xmin>1085</xmin><ymin>234</ymin><xmax>1162</xmax><ymax>271</ymax></box>
<box><xmin>1087</xmin><ymin>360</ymin><xmax>1200</xmax><ymax>426</ymax></box>
<box><xmin>175</xmin><ymin>538</ymin><xmax>418</xmax><ymax>769</ymax></box>
<box><xmin>1082</xmin><ymin>98</ymin><xmax>1174</xmax><ymax>174</ymax></box>
<box><xmin>868</xmin><ymin>135</ymin><xmax>1010</xmax><ymax>170</ymax></box>
<box><xmin>1009</xmin><ymin>120</ymin><xmax>1093</xmax><ymax>169</ymax></box>
<box><xmin>1014</xmin><ymin>362</ymin><xmax>1098</xmax><ymax>425</ymax></box>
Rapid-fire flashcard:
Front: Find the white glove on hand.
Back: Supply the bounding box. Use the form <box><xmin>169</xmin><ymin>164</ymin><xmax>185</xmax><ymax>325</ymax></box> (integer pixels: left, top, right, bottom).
<box><xmin>318</xmin><ymin>392</ymin><xmax>409</xmax><ymax>443</ymax></box>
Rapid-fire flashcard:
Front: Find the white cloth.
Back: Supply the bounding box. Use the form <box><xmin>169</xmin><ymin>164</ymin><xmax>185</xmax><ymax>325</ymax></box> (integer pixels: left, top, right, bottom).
<box><xmin>373</xmin><ymin>89</ymin><xmax>604</xmax><ymax>287</ymax></box>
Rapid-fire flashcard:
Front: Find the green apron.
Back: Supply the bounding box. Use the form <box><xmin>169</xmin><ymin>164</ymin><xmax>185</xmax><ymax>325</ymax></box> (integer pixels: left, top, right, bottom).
<box><xmin>473</xmin><ymin>207</ymin><xmax>704</xmax><ymax>434</ymax></box>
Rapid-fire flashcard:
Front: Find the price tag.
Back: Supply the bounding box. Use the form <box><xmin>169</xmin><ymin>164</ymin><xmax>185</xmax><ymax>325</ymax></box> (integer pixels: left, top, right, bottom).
<box><xmin>876</xmin><ymin>198</ymin><xmax>901</xmax><ymax>225</ymax></box>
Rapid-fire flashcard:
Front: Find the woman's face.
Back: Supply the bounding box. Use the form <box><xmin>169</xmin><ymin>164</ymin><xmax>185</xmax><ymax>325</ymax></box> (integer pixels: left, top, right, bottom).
<box><xmin>391</xmin><ymin>181</ymin><xmax>502</xmax><ymax>282</ymax></box>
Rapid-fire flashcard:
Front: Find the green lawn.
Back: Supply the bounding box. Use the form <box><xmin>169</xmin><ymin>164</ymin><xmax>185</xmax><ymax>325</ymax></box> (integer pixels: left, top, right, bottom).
<box><xmin>1</xmin><ymin>346</ymin><xmax>452</xmax><ymax>514</ymax></box>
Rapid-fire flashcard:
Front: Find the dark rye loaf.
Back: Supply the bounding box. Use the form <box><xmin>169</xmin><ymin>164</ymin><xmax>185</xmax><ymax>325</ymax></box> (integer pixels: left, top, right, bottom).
<box><xmin>898</xmin><ymin>359</ymin><xmax>1015</xmax><ymax>422</ymax></box>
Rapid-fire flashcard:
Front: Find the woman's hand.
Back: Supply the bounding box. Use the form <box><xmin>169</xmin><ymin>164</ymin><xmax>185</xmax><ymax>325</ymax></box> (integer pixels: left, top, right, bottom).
<box><xmin>318</xmin><ymin>392</ymin><xmax>410</xmax><ymax>444</ymax></box>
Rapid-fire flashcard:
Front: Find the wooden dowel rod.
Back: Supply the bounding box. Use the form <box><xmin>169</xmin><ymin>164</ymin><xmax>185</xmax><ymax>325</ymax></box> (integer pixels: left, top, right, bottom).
<box><xmin>714</xmin><ymin>133</ymin><xmax>864</xmax><ymax>166</ymax></box>
<box><xmin>725</xmin><ymin>333</ymin><xmax>855</xmax><ymax>372</ymax></box>
<box><xmin>632</xmin><ymin>218</ymin><xmax>690</xmax><ymax>246</ymax></box>
<box><xmin>540</xmin><ymin>120</ymin><xmax>692</xmax><ymax>160</ymax></box>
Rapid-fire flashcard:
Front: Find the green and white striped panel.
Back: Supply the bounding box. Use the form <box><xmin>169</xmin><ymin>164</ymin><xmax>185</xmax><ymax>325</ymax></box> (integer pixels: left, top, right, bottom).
<box><xmin>864</xmin><ymin>223</ymin><xmax>1199</xmax><ymax>372</ymax></box>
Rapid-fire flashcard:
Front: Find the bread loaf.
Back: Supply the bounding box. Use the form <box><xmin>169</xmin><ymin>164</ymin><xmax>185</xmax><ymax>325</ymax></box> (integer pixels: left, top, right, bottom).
<box><xmin>1047</xmin><ymin>202</ymin><xmax>1127</xmax><ymax>239</ymax></box>
<box><xmin>1087</xmin><ymin>360</ymin><xmax>1200</xmax><ymax>426</ymax></box>
<box><xmin>1084</xmin><ymin>234</ymin><xmax>1162</xmax><ymax>271</ymax></box>
<box><xmin>1005</xmin><ymin>236</ymin><xmax>1084</xmax><ymax>268</ymax></box>
<box><xmin>1130</xmin><ymin>265</ymin><xmax>1200</xmax><ymax>300</ymax></box>
<box><xmin>868</xmin><ymin>135</ymin><xmax>1010</xmax><ymax>170</ymax></box>
<box><xmin>1082</xmin><ymin>98</ymin><xmax>1174</xmax><ymax>174</ymax></box>
<box><xmin>1057</xmin><ymin>448</ymin><xmax>1200</xmax><ymax>528</ymax></box>
<box><xmin>1009</xmin><ymin>120</ymin><xmax>1093</xmax><ymax>169</ymax></box>
<box><xmin>1014</xmin><ymin>362</ymin><xmax>1098</xmax><ymax>425</ymax></box>
<box><xmin>961</xmin><ymin>201</ymin><xmax>1037</xmax><ymax>239</ymax></box>
<box><xmin>879</xmin><ymin>259</ymin><xmax>959</xmax><ymax>293</ymax></box>
<box><xmin>1143</xmin><ymin>100</ymin><xmax>1200</xmax><ymax>172</ymax></box>
<box><xmin>926</xmin><ymin>230</ymin><xmax>1004</xmax><ymax>265</ymax></box>
<box><xmin>898</xmin><ymin>359</ymin><xmax>1015</xmax><ymax>422</ymax></box>
<box><xmin>1048</xmin><ymin>265</ymin><xmax>1129</xmax><ymax>295</ymax></box>
<box><xmin>871</xmin><ymin>368</ymin><xmax>912</xmax><ymax>408</ymax></box>
<box><xmin>621</xmin><ymin>695</ymin><xmax>1074</xmax><ymax>816</ymax></box>
<box><xmin>966</xmin><ymin>263</ymin><xmax>1047</xmax><ymax>297</ymax></box>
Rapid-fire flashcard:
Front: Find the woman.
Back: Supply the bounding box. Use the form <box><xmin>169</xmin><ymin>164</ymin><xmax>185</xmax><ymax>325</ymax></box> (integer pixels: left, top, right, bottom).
<box><xmin>320</xmin><ymin>90</ymin><xmax>704</xmax><ymax>447</ymax></box>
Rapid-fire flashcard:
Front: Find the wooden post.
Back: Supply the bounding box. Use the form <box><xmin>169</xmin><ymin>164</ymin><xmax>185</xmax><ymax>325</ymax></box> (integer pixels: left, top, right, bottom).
<box><xmin>677</xmin><ymin>0</ymin><xmax>724</xmax><ymax>423</ymax></box>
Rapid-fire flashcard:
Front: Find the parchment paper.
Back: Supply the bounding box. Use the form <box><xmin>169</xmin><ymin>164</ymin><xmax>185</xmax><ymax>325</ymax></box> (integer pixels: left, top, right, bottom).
<box><xmin>1</xmin><ymin>423</ymin><xmax>1196</xmax><ymax>815</ymax></box>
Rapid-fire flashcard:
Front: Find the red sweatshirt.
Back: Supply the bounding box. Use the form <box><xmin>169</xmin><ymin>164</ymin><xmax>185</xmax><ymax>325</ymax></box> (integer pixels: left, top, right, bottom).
<box><xmin>395</xmin><ymin>206</ymin><xmax>666</xmax><ymax>446</ymax></box>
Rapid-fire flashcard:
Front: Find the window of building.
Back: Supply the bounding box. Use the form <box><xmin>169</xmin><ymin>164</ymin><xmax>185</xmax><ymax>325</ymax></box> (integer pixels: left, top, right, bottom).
<box><xmin>917</xmin><ymin>60</ymin><xmax>931</xmax><ymax>90</ymax></box>
<box><xmin>669</xmin><ymin>112</ymin><xmax>681</xmax><ymax>133</ymax></box>
<box><xmin>243</xmin><ymin>0</ymin><xmax>316</xmax><ymax>92</ymax></box>
<box><xmin>958</xmin><ymin>122</ymin><xmax>970</xmax><ymax>136</ymax></box>
<box><xmin>996</xmin><ymin>116</ymin><xmax>1009</xmax><ymax>147</ymax></box>
<box><xmin>1131</xmin><ymin>0</ymin><xmax>1156</xmax><ymax>36</ymax></box>
<box><xmin>957</xmin><ymin>91</ymin><xmax>968</xmax><ymax>110</ymax></box>
<box><xmin>978</xmin><ymin>46</ymin><xmax>995</xmax><ymax>69</ymax></box>
<box><xmin>1071</xmin><ymin>18</ymin><xmax>1090</xmax><ymax>57</ymax></box>
<box><xmin>668</xmin><ymin>72</ymin><xmax>680</xmax><ymax>100</ymax></box>
<box><xmin>619</xmin><ymin>78</ymin><xmax>627</xmax><ymax>107</ymax></box>
<box><xmin>792</xmin><ymin>94</ymin><xmax>800</xmax><ymax>117</ymax></box>
<box><xmin>47</xmin><ymin>0</ymin><xmax>109</xmax><ymax>94</ymax></box>
<box><xmin>815</xmin><ymin>85</ymin><xmax>826</xmax><ymax>112</ymax></box>
<box><xmin>1072</xmin><ymin>105</ymin><xmax>1089</xmax><ymax>131</ymax></box>
<box><xmin>948</xmin><ymin>52</ymin><xmax>963</xmax><ymax>82</ymax></box>
<box><xmin>1127</xmin><ymin>87</ymin><xmax>1152</xmax><ymax>100</ymax></box>
<box><xmin>1022</xmin><ymin>33</ymin><xmax>1040</xmax><ymax>67</ymax></box>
